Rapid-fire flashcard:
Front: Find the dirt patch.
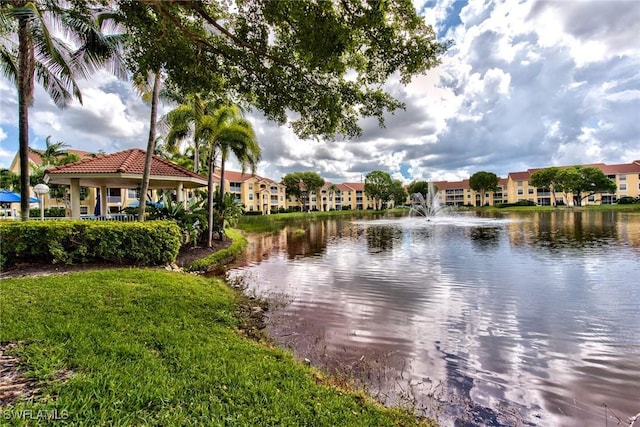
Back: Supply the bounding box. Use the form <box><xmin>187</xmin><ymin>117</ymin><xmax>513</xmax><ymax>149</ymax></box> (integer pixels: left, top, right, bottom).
<box><xmin>174</xmin><ymin>238</ymin><xmax>232</xmax><ymax>267</ymax></box>
<box><xmin>0</xmin><ymin>343</ymin><xmax>40</xmax><ymax>406</ymax></box>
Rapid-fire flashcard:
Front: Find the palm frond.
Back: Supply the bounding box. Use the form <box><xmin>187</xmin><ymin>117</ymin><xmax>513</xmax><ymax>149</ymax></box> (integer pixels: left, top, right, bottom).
<box><xmin>0</xmin><ymin>44</ymin><xmax>18</xmax><ymax>87</ymax></box>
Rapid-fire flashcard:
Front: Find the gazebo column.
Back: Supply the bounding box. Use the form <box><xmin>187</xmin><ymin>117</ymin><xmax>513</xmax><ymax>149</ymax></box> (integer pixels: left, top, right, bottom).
<box><xmin>100</xmin><ymin>185</ymin><xmax>107</xmax><ymax>216</ymax></box>
<box><xmin>70</xmin><ymin>179</ymin><xmax>81</xmax><ymax>218</ymax></box>
<box><xmin>176</xmin><ymin>182</ymin><xmax>185</xmax><ymax>208</ymax></box>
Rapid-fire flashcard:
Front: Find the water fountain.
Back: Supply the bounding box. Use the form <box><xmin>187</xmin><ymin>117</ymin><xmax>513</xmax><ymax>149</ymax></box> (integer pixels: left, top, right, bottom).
<box><xmin>410</xmin><ymin>182</ymin><xmax>447</xmax><ymax>219</ymax></box>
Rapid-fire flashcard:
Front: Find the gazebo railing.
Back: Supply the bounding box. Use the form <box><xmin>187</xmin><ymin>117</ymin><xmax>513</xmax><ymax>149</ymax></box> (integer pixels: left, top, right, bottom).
<box><xmin>35</xmin><ymin>214</ymin><xmax>138</xmax><ymax>222</ymax></box>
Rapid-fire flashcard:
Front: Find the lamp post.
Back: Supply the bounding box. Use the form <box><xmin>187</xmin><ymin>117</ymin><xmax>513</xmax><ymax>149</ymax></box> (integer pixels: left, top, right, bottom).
<box><xmin>34</xmin><ymin>184</ymin><xmax>50</xmax><ymax>220</ymax></box>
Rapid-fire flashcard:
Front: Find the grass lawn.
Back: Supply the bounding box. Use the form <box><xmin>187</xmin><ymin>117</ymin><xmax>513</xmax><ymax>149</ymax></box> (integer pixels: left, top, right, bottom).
<box><xmin>0</xmin><ymin>269</ymin><xmax>431</xmax><ymax>426</ymax></box>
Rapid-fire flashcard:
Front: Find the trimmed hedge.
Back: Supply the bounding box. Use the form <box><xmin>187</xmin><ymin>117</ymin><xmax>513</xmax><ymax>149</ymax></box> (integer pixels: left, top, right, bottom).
<box><xmin>186</xmin><ymin>228</ymin><xmax>247</xmax><ymax>273</ymax></box>
<box><xmin>1</xmin><ymin>220</ymin><xmax>181</xmax><ymax>269</ymax></box>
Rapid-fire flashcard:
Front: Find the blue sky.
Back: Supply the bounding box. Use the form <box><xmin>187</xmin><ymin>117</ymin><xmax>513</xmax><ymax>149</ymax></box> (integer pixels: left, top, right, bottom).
<box><xmin>1</xmin><ymin>0</ymin><xmax>639</xmax><ymax>184</ymax></box>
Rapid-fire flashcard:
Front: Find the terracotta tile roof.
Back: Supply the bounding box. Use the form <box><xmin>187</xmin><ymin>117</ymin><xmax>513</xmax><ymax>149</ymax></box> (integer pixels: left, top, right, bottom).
<box><xmin>508</xmin><ymin>171</ymin><xmax>530</xmax><ymax>180</ymax></box>
<box><xmin>432</xmin><ymin>180</ymin><xmax>470</xmax><ymax>190</ymax></box>
<box><xmin>46</xmin><ymin>149</ymin><xmax>205</xmax><ymax>180</ymax></box>
<box><xmin>342</xmin><ymin>182</ymin><xmax>365</xmax><ymax>191</ymax></box>
<box><xmin>600</xmin><ymin>163</ymin><xmax>640</xmax><ymax>174</ymax></box>
<box><xmin>212</xmin><ymin>169</ymin><xmax>279</xmax><ymax>185</ymax></box>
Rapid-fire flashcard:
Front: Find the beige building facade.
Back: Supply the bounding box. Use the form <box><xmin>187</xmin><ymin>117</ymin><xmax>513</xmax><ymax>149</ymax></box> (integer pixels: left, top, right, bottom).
<box><xmin>431</xmin><ymin>161</ymin><xmax>640</xmax><ymax>207</ymax></box>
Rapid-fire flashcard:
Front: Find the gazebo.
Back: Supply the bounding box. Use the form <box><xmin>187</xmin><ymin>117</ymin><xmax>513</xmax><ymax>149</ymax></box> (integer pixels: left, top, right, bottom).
<box><xmin>44</xmin><ymin>149</ymin><xmax>207</xmax><ymax>218</ymax></box>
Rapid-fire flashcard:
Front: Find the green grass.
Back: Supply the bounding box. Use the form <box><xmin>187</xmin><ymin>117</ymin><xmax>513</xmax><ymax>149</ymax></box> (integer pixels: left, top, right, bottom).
<box><xmin>185</xmin><ymin>229</ymin><xmax>248</xmax><ymax>272</ymax></box>
<box><xmin>0</xmin><ymin>269</ymin><xmax>431</xmax><ymax>426</ymax></box>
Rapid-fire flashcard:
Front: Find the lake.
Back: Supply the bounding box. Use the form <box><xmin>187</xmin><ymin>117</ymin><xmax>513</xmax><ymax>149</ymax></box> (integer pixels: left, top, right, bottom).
<box><xmin>227</xmin><ymin>210</ymin><xmax>640</xmax><ymax>426</ymax></box>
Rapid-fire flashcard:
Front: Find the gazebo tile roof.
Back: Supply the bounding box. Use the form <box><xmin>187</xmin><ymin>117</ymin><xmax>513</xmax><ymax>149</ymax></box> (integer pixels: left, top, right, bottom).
<box><xmin>46</xmin><ymin>149</ymin><xmax>205</xmax><ymax>180</ymax></box>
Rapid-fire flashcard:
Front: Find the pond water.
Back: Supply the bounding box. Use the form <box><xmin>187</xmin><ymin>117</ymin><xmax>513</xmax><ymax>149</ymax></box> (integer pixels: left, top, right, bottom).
<box><xmin>227</xmin><ymin>210</ymin><xmax>640</xmax><ymax>426</ymax></box>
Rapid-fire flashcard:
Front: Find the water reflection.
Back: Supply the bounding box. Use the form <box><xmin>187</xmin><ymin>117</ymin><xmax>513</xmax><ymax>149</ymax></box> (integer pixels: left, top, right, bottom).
<box><xmin>228</xmin><ymin>211</ymin><xmax>640</xmax><ymax>426</ymax></box>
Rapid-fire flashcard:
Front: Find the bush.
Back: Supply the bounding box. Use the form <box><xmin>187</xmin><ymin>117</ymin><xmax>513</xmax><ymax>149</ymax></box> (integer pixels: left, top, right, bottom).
<box><xmin>29</xmin><ymin>207</ymin><xmax>66</xmax><ymax>217</ymax></box>
<box><xmin>617</xmin><ymin>196</ymin><xmax>639</xmax><ymax>205</ymax></box>
<box><xmin>497</xmin><ymin>200</ymin><xmax>537</xmax><ymax>208</ymax></box>
<box><xmin>243</xmin><ymin>211</ymin><xmax>263</xmax><ymax>216</ymax></box>
<box><xmin>1</xmin><ymin>220</ymin><xmax>181</xmax><ymax>269</ymax></box>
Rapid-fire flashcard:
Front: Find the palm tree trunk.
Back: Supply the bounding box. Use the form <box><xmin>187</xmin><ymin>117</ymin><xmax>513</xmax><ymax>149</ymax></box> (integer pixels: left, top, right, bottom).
<box><xmin>218</xmin><ymin>154</ymin><xmax>227</xmax><ymax>238</ymax></box>
<box><xmin>18</xmin><ymin>15</ymin><xmax>35</xmax><ymax>221</ymax></box>
<box><xmin>139</xmin><ymin>70</ymin><xmax>161</xmax><ymax>222</ymax></box>
<box><xmin>207</xmin><ymin>155</ymin><xmax>215</xmax><ymax>247</ymax></box>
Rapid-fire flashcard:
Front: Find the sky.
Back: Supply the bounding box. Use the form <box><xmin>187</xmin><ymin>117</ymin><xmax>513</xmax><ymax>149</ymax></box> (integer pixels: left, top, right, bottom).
<box><xmin>1</xmin><ymin>0</ymin><xmax>639</xmax><ymax>184</ymax></box>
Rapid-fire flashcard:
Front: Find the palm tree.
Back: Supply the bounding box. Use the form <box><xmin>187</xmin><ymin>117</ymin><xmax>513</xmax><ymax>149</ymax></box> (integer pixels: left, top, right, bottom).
<box><xmin>29</xmin><ymin>135</ymin><xmax>69</xmax><ymax>166</ymax></box>
<box><xmin>213</xmin><ymin>107</ymin><xmax>260</xmax><ymax>235</ymax></box>
<box><xmin>163</xmin><ymin>94</ymin><xmax>220</xmax><ymax>174</ymax></box>
<box><xmin>1</xmin><ymin>1</ymin><xmax>125</xmax><ymax>220</ymax></box>
<box><xmin>136</xmin><ymin>69</ymin><xmax>162</xmax><ymax>221</ymax></box>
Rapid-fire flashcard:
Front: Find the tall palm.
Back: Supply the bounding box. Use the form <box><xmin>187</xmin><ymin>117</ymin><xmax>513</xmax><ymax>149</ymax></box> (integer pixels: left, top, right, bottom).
<box><xmin>1</xmin><ymin>1</ymin><xmax>125</xmax><ymax>220</ymax></box>
<box><xmin>200</xmin><ymin>105</ymin><xmax>260</xmax><ymax>247</ymax></box>
<box><xmin>215</xmin><ymin>111</ymin><xmax>260</xmax><ymax>232</ymax></box>
<box><xmin>135</xmin><ymin>69</ymin><xmax>162</xmax><ymax>221</ymax></box>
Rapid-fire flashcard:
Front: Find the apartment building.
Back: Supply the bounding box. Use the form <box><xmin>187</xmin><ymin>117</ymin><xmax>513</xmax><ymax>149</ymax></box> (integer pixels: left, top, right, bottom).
<box><xmin>214</xmin><ymin>170</ymin><xmax>287</xmax><ymax>214</ymax></box>
<box><xmin>431</xmin><ymin>161</ymin><xmax>640</xmax><ymax>207</ymax></box>
<box><xmin>507</xmin><ymin>162</ymin><xmax>640</xmax><ymax>206</ymax></box>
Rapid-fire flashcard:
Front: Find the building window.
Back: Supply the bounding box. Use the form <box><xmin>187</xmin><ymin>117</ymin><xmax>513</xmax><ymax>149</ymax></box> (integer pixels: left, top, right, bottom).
<box><xmin>249</xmin><ymin>193</ymin><xmax>253</xmax><ymax>200</ymax></box>
<box><xmin>619</xmin><ymin>174</ymin><xmax>626</xmax><ymax>181</ymax></box>
<box><xmin>107</xmin><ymin>188</ymin><xmax>121</xmax><ymax>203</ymax></box>
<box><xmin>517</xmin><ymin>189</ymin><xmax>523</xmax><ymax>195</ymax></box>
<box><xmin>80</xmin><ymin>206</ymin><xmax>89</xmax><ymax>215</ymax></box>
<box><xmin>619</xmin><ymin>183</ymin><xmax>627</xmax><ymax>191</ymax></box>
<box><xmin>517</xmin><ymin>180</ymin><xmax>523</xmax><ymax>186</ymax></box>
<box><xmin>127</xmin><ymin>189</ymin><xmax>139</xmax><ymax>199</ymax></box>
<box><xmin>528</xmin><ymin>188</ymin><xmax>534</xmax><ymax>194</ymax></box>
<box><xmin>230</xmin><ymin>182</ymin><xmax>241</xmax><ymax>192</ymax></box>
<box><xmin>248</xmin><ymin>184</ymin><xmax>253</xmax><ymax>190</ymax></box>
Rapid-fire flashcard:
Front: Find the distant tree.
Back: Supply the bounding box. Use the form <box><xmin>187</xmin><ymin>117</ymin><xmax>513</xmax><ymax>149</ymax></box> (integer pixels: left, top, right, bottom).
<box><xmin>556</xmin><ymin>166</ymin><xmax>616</xmax><ymax>206</ymax></box>
<box><xmin>281</xmin><ymin>172</ymin><xmax>325</xmax><ymax>212</ymax></box>
<box><xmin>530</xmin><ymin>167</ymin><xmax>562</xmax><ymax>206</ymax></box>
<box><xmin>469</xmin><ymin>171</ymin><xmax>499</xmax><ymax>206</ymax></box>
<box><xmin>364</xmin><ymin>170</ymin><xmax>393</xmax><ymax>210</ymax></box>
<box><xmin>0</xmin><ymin>169</ymin><xmax>20</xmax><ymax>191</ymax></box>
<box><xmin>407</xmin><ymin>181</ymin><xmax>431</xmax><ymax>199</ymax></box>
<box><xmin>56</xmin><ymin>153</ymin><xmax>80</xmax><ymax>165</ymax></box>
<box><xmin>390</xmin><ymin>179</ymin><xmax>408</xmax><ymax>207</ymax></box>
<box><xmin>30</xmin><ymin>136</ymin><xmax>70</xmax><ymax>167</ymax></box>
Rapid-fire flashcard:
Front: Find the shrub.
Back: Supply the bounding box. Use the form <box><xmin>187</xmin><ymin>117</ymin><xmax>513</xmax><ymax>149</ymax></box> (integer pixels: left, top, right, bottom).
<box><xmin>617</xmin><ymin>196</ymin><xmax>639</xmax><ymax>205</ymax></box>
<box><xmin>0</xmin><ymin>220</ymin><xmax>181</xmax><ymax>269</ymax></box>
<box><xmin>29</xmin><ymin>207</ymin><xmax>66</xmax><ymax>217</ymax></box>
<box><xmin>243</xmin><ymin>211</ymin><xmax>263</xmax><ymax>216</ymax></box>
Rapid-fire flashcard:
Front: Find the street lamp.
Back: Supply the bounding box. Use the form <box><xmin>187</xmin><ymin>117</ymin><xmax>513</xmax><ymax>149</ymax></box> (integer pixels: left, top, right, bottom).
<box><xmin>34</xmin><ymin>183</ymin><xmax>50</xmax><ymax>220</ymax></box>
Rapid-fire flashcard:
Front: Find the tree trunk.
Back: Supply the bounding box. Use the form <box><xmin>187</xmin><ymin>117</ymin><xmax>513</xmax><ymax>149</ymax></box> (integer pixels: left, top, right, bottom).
<box><xmin>218</xmin><ymin>154</ymin><xmax>227</xmax><ymax>239</ymax></box>
<box><xmin>138</xmin><ymin>70</ymin><xmax>161</xmax><ymax>222</ymax></box>
<box><xmin>18</xmin><ymin>15</ymin><xmax>35</xmax><ymax>221</ymax></box>
<box><xmin>206</xmin><ymin>155</ymin><xmax>215</xmax><ymax>248</ymax></box>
